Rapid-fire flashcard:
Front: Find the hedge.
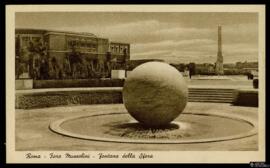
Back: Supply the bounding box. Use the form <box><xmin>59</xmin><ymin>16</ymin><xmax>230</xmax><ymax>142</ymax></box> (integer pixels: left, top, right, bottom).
<box><xmin>33</xmin><ymin>79</ymin><xmax>125</xmax><ymax>88</ymax></box>
<box><xmin>15</xmin><ymin>89</ymin><xmax>123</xmax><ymax>109</ymax></box>
<box><xmin>232</xmin><ymin>89</ymin><xmax>258</xmax><ymax>107</ymax></box>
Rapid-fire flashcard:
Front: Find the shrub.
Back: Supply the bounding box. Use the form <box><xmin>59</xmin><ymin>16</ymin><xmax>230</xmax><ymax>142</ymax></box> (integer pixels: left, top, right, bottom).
<box><xmin>33</xmin><ymin>79</ymin><xmax>125</xmax><ymax>88</ymax></box>
<box><xmin>253</xmin><ymin>79</ymin><xmax>258</xmax><ymax>88</ymax></box>
<box><xmin>233</xmin><ymin>89</ymin><xmax>258</xmax><ymax>107</ymax></box>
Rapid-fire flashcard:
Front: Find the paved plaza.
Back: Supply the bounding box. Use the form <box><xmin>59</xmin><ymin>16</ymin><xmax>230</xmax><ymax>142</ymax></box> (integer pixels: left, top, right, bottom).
<box><xmin>15</xmin><ymin>75</ymin><xmax>258</xmax><ymax>151</ymax></box>
<box><xmin>16</xmin><ymin>102</ymin><xmax>258</xmax><ymax>151</ymax></box>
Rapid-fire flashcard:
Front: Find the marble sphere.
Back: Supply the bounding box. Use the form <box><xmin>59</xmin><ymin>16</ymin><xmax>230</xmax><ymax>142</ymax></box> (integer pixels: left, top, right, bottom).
<box><xmin>123</xmin><ymin>62</ymin><xmax>188</xmax><ymax>127</ymax></box>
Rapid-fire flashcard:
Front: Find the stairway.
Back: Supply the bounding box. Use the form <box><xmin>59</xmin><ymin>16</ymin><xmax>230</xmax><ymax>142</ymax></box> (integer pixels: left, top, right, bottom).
<box><xmin>188</xmin><ymin>88</ymin><xmax>236</xmax><ymax>103</ymax></box>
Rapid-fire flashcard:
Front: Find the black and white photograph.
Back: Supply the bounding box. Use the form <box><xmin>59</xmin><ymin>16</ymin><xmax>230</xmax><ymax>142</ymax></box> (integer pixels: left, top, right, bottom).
<box><xmin>6</xmin><ymin>5</ymin><xmax>265</xmax><ymax>163</ymax></box>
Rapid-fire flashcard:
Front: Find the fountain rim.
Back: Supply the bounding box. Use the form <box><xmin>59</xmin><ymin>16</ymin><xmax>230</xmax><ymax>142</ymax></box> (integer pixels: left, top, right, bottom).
<box><xmin>49</xmin><ymin>111</ymin><xmax>257</xmax><ymax>144</ymax></box>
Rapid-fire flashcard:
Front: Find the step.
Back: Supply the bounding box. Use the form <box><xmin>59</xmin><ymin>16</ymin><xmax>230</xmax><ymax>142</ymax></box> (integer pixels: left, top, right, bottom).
<box><xmin>189</xmin><ymin>93</ymin><xmax>235</xmax><ymax>96</ymax></box>
<box><xmin>189</xmin><ymin>89</ymin><xmax>235</xmax><ymax>91</ymax></box>
<box><xmin>188</xmin><ymin>92</ymin><xmax>235</xmax><ymax>95</ymax></box>
<box><xmin>188</xmin><ymin>95</ymin><xmax>235</xmax><ymax>99</ymax></box>
<box><xmin>188</xmin><ymin>95</ymin><xmax>234</xmax><ymax>98</ymax></box>
<box><xmin>188</xmin><ymin>97</ymin><xmax>233</xmax><ymax>101</ymax></box>
<box><xmin>188</xmin><ymin>100</ymin><xmax>234</xmax><ymax>103</ymax></box>
<box><xmin>189</xmin><ymin>88</ymin><xmax>235</xmax><ymax>90</ymax></box>
<box><xmin>189</xmin><ymin>89</ymin><xmax>235</xmax><ymax>92</ymax></box>
<box><xmin>188</xmin><ymin>90</ymin><xmax>235</xmax><ymax>93</ymax></box>
<box><xmin>188</xmin><ymin>99</ymin><xmax>233</xmax><ymax>103</ymax></box>
<box><xmin>188</xmin><ymin>96</ymin><xmax>234</xmax><ymax>99</ymax></box>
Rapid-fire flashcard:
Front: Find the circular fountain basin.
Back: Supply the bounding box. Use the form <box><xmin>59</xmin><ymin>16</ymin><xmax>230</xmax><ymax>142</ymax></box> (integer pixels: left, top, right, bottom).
<box><xmin>49</xmin><ymin>111</ymin><xmax>257</xmax><ymax>144</ymax></box>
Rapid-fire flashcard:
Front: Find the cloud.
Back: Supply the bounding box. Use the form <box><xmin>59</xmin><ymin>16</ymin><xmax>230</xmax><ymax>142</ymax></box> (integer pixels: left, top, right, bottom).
<box><xmin>225</xmin><ymin>43</ymin><xmax>257</xmax><ymax>52</ymax></box>
<box><xmin>224</xmin><ymin>23</ymin><xmax>258</xmax><ymax>35</ymax></box>
<box><xmin>131</xmin><ymin>40</ymin><xmax>258</xmax><ymax>63</ymax></box>
<box><xmin>222</xmin><ymin>23</ymin><xmax>258</xmax><ymax>44</ymax></box>
<box><xmin>16</xmin><ymin>16</ymin><xmax>258</xmax><ymax>63</ymax></box>
<box><xmin>132</xmin><ymin>39</ymin><xmax>216</xmax><ymax>53</ymax></box>
<box><xmin>51</xmin><ymin>20</ymin><xmax>216</xmax><ymax>44</ymax></box>
<box><xmin>152</xmin><ymin>27</ymin><xmax>214</xmax><ymax>40</ymax></box>
<box><xmin>94</xmin><ymin>20</ymin><xmax>160</xmax><ymax>38</ymax></box>
<box><xmin>132</xmin><ymin>50</ymin><xmax>172</xmax><ymax>58</ymax></box>
<box><xmin>131</xmin><ymin>46</ymin><xmax>217</xmax><ymax>63</ymax></box>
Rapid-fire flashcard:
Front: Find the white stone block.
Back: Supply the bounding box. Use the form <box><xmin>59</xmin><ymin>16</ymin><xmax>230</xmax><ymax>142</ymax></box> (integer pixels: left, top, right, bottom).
<box><xmin>126</xmin><ymin>71</ymin><xmax>132</xmax><ymax>77</ymax></box>
<box><xmin>15</xmin><ymin>79</ymin><xmax>33</xmax><ymax>90</ymax></box>
<box><xmin>19</xmin><ymin>72</ymin><xmax>30</xmax><ymax>79</ymax></box>
<box><xmin>111</xmin><ymin>70</ymin><xmax>126</xmax><ymax>79</ymax></box>
<box><xmin>15</xmin><ymin>80</ymin><xmax>24</xmax><ymax>90</ymax></box>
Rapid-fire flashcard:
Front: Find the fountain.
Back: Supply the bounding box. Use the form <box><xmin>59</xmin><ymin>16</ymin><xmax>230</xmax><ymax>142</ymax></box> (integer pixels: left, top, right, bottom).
<box><xmin>49</xmin><ymin>62</ymin><xmax>257</xmax><ymax>144</ymax></box>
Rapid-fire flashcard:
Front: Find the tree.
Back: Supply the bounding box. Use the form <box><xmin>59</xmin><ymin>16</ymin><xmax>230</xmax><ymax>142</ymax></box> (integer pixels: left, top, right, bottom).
<box><xmin>16</xmin><ymin>38</ymin><xmax>49</xmax><ymax>79</ymax></box>
<box><xmin>189</xmin><ymin>63</ymin><xmax>196</xmax><ymax>78</ymax></box>
<box><xmin>67</xmin><ymin>44</ymin><xmax>90</xmax><ymax>79</ymax></box>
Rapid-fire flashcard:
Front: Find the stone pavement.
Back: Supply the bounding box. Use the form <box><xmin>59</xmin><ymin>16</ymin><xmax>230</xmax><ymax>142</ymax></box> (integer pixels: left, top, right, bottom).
<box><xmin>15</xmin><ymin>102</ymin><xmax>258</xmax><ymax>151</ymax></box>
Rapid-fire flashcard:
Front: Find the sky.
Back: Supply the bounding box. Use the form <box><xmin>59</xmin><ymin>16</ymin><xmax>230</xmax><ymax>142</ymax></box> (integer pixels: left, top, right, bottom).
<box><xmin>15</xmin><ymin>12</ymin><xmax>258</xmax><ymax>63</ymax></box>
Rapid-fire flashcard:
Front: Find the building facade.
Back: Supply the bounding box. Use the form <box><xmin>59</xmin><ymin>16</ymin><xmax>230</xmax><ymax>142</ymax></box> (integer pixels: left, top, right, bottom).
<box><xmin>15</xmin><ymin>28</ymin><xmax>130</xmax><ymax>79</ymax></box>
<box><xmin>109</xmin><ymin>42</ymin><xmax>130</xmax><ymax>70</ymax></box>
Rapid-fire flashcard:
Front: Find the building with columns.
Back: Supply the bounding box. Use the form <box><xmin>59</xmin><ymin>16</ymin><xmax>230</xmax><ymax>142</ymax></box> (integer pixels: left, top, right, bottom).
<box><xmin>15</xmin><ymin>28</ymin><xmax>130</xmax><ymax>79</ymax></box>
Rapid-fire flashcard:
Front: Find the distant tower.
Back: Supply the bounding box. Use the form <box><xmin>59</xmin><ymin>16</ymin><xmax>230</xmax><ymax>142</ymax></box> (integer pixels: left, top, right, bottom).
<box><xmin>215</xmin><ymin>25</ymin><xmax>224</xmax><ymax>75</ymax></box>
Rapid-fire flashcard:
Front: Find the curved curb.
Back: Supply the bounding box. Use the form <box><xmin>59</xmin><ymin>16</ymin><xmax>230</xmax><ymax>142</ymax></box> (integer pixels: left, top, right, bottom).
<box><xmin>49</xmin><ymin>111</ymin><xmax>257</xmax><ymax>144</ymax></box>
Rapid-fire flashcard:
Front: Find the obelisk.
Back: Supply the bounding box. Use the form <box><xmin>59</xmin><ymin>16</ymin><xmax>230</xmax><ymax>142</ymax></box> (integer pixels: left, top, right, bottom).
<box><xmin>215</xmin><ymin>25</ymin><xmax>224</xmax><ymax>75</ymax></box>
